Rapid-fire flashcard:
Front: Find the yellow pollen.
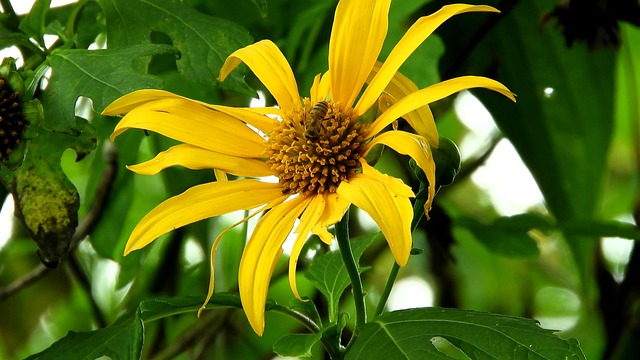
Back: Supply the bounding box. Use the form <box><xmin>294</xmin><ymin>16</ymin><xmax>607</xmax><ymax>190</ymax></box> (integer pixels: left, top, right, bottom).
<box><xmin>266</xmin><ymin>99</ymin><xmax>368</xmax><ymax>195</ymax></box>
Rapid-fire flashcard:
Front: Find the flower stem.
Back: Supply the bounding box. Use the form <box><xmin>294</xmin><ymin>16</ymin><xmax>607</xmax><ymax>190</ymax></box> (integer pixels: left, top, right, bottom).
<box><xmin>374</xmin><ymin>183</ymin><xmax>428</xmax><ymax>318</ymax></box>
<box><xmin>336</xmin><ymin>209</ymin><xmax>366</xmax><ymax>332</ymax></box>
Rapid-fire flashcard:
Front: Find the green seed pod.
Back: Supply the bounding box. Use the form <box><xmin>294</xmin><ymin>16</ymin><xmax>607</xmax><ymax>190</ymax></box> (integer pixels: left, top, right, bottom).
<box><xmin>0</xmin><ymin>75</ymin><xmax>29</xmax><ymax>162</ymax></box>
<box><xmin>431</xmin><ymin>137</ymin><xmax>461</xmax><ymax>187</ymax></box>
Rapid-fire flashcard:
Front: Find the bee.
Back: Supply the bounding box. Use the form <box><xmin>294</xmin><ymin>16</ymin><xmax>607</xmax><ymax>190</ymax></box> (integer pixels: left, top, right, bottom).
<box><xmin>304</xmin><ymin>101</ymin><xmax>329</xmax><ymax>141</ymax></box>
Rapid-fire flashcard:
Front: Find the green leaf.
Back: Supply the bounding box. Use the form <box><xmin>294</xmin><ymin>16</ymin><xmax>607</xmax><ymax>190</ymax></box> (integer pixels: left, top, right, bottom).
<box><xmin>42</xmin><ymin>44</ymin><xmax>175</xmax><ymax>132</ymax></box>
<box><xmin>24</xmin><ymin>294</ymin><xmax>245</xmax><ymax>360</ymax></box>
<box><xmin>305</xmin><ymin>232</ymin><xmax>378</xmax><ymax>321</ymax></box>
<box><xmin>456</xmin><ymin>213</ymin><xmax>551</xmax><ymax>258</ymax></box>
<box><xmin>345</xmin><ymin>308</ymin><xmax>586</xmax><ymax>360</ymax></box>
<box><xmin>97</xmin><ymin>0</ymin><xmax>253</xmax><ymax>95</ymax></box>
<box><xmin>18</xmin><ymin>0</ymin><xmax>51</xmax><ymax>47</ymax></box>
<box><xmin>24</xmin><ymin>309</ymin><xmax>144</xmax><ymax>360</ymax></box>
<box><xmin>273</xmin><ymin>333</ymin><xmax>322</xmax><ymax>358</ymax></box>
<box><xmin>139</xmin><ymin>293</ymin><xmax>243</xmax><ymax>322</ymax></box>
<box><xmin>249</xmin><ymin>0</ymin><xmax>268</xmax><ymax>19</ymax></box>
<box><xmin>561</xmin><ymin>220</ymin><xmax>640</xmax><ymax>240</ymax></box>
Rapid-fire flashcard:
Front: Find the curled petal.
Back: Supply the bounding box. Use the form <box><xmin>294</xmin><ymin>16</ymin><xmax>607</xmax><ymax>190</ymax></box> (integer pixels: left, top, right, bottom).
<box><xmin>127</xmin><ymin>144</ymin><xmax>273</xmax><ymax>177</ymax></box>
<box><xmin>365</xmin><ymin>131</ymin><xmax>436</xmax><ymax>218</ymax></box>
<box><xmin>367</xmin><ymin>76</ymin><xmax>516</xmax><ymax>139</ymax></box>
<box><xmin>372</xmin><ymin>63</ymin><xmax>439</xmax><ymax>147</ymax></box>
<box><xmin>124</xmin><ymin>180</ymin><xmax>283</xmax><ymax>255</ymax></box>
<box><xmin>329</xmin><ymin>0</ymin><xmax>391</xmax><ymax>107</ymax></box>
<box><xmin>219</xmin><ymin>40</ymin><xmax>301</xmax><ymax>109</ymax></box>
<box><xmin>312</xmin><ymin>192</ymin><xmax>351</xmax><ymax>244</ymax></box>
<box><xmin>239</xmin><ymin>195</ymin><xmax>311</xmax><ymax>335</ymax></box>
<box><xmin>337</xmin><ymin>163</ymin><xmax>414</xmax><ymax>266</ymax></box>
<box><xmin>198</xmin><ymin>194</ymin><xmax>289</xmax><ymax>318</ymax></box>
<box><xmin>356</xmin><ymin>4</ymin><xmax>499</xmax><ymax>115</ymax></box>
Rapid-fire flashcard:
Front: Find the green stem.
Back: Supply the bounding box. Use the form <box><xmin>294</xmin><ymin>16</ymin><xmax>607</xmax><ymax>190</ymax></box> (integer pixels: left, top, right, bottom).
<box><xmin>336</xmin><ymin>210</ymin><xmax>366</xmax><ymax>332</ymax></box>
<box><xmin>374</xmin><ymin>184</ymin><xmax>428</xmax><ymax>318</ymax></box>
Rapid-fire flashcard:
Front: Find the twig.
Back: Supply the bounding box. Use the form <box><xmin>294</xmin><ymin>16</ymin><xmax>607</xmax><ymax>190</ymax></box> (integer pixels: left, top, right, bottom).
<box><xmin>0</xmin><ymin>142</ymin><xmax>118</xmax><ymax>301</ymax></box>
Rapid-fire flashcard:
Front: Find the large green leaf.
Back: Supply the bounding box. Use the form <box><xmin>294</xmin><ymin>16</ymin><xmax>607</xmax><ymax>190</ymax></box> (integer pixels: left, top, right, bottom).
<box><xmin>42</xmin><ymin>44</ymin><xmax>175</xmax><ymax>132</ymax></box>
<box><xmin>480</xmin><ymin>0</ymin><xmax>614</xmax><ymax>222</ymax></box>
<box><xmin>97</xmin><ymin>0</ymin><xmax>253</xmax><ymax>95</ymax></box>
<box><xmin>345</xmin><ymin>308</ymin><xmax>586</xmax><ymax>360</ymax></box>
<box><xmin>305</xmin><ymin>232</ymin><xmax>378</xmax><ymax>321</ymax></box>
<box><xmin>24</xmin><ymin>310</ymin><xmax>144</xmax><ymax>360</ymax></box>
<box><xmin>24</xmin><ymin>294</ymin><xmax>243</xmax><ymax>360</ymax></box>
<box><xmin>476</xmin><ymin>0</ymin><xmax>615</xmax><ymax>293</ymax></box>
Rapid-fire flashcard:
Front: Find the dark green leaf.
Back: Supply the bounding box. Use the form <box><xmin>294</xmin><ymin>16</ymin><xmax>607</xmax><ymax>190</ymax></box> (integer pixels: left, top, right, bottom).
<box><xmin>18</xmin><ymin>0</ymin><xmax>51</xmax><ymax>47</ymax></box>
<box><xmin>346</xmin><ymin>308</ymin><xmax>586</xmax><ymax>360</ymax></box>
<box><xmin>456</xmin><ymin>214</ymin><xmax>547</xmax><ymax>258</ymax></box>
<box><xmin>97</xmin><ymin>0</ymin><xmax>253</xmax><ymax>95</ymax></box>
<box><xmin>249</xmin><ymin>0</ymin><xmax>268</xmax><ymax>19</ymax></box>
<box><xmin>305</xmin><ymin>233</ymin><xmax>378</xmax><ymax>319</ymax></box>
<box><xmin>273</xmin><ymin>333</ymin><xmax>322</xmax><ymax>358</ymax></box>
<box><xmin>561</xmin><ymin>220</ymin><xmax>640</xmax><ymax>240</ymax></box>
<box><xmin>139</xmin><ymin>293</ymin><xmax>243</xmax><ymax>322</ymax></box>
<box><xmin>24</xmin><ymin>310</ymin><xmax>144</xmax><ymax>360</ymax></box>
<box><xmin>478</xmin><ymin>0</ymin><xmax>615</xmax><ymax>223</ymax></box>
<box><xmin>42</xmin><ymin>44</ymin><xmax>175</xmax><ymax>132</ymax></box>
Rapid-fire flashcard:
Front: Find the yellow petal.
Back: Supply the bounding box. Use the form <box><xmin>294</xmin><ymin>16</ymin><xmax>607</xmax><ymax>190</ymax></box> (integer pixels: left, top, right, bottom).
<box><xmin>289</xmin><ymin>195</ymin><xmax>325</xmax><ymax>300</ymax></box>
<box><xmin>103</xmin><ymin>89</ymin><xmax>177</xmax><ymax>115</ymax></box>
<box><xmin>367</xmin><ymin>76</ymin><xmax>516</xmax><ymax>138</ymax></box>
<box><xmin>312</xmin><ymin>192</ymin><xmax>351</xmax><ymax>244</ymax></box>
<box><xmin>124</xmin><ymin>180</ymin><xmax>283</xmax><ymax>255</ymax></box>
<box><xmin>104</xmin><ymin>89</ymin><xmax>278</xmax><ymax>134</ymax></box>
<box><xmin>219</xmin><ymin>40</ymin><xmax>301</xmax><ymax>110</ymax></box>
<box><xmin>337</xmin><ymin>165</ymin><xmax>414</xmax><ymax>266</ymax></box>
<box><xmin>126</xmin><ymin>144</ymin><xmax>273</xmax><ymax>177</ymax></box>
<box><xmin>372</xmin><ymin>63</ymin><xmax>439</xmax><ymax>147</ymax></box>
<box><xmin>239</xmin><ymin>195</ymin><xmax>311</xmax><ymax>335</ymax></box>
<box><xmin>214</xmin><ymin>169</ymin><xmax>228</xmax><ymax>182</ymax></box>
<box><xmin>329</xmin><ymin>0</ymin><xmax>391</xmax><ymax>107</ymax></box>
<box><xmin>365</xmin><ymin>131</ymin><xmax>436</xmax><ymax>218</ymax></box>
<box><xmin>356</xmin><ymin>4</ymin><xmax>499</xmax><ymax>115</ymax></box>
<box><xmin>110</xmin><ymin>99</ymin><xmax>267</xmax><ymax>158</ymax></box>
<box><xmin>198</xmin><ymin>194</ymin><xmax>288</xmax><ymax>318</ymax></box>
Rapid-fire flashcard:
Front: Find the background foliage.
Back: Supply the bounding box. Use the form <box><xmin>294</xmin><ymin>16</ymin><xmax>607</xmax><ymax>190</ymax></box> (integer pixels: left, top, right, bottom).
<box><xmin>0</xmin><ymin>0</ymin><xmax>639</xmax><ymax>359</ymax></box>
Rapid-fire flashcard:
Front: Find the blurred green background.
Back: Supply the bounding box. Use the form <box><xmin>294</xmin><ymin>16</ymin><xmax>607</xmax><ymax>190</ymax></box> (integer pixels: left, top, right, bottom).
<box><xmin>0</xmin><ymin>0</ymin><xmax>639</xmax><ymax>359</ymax></box>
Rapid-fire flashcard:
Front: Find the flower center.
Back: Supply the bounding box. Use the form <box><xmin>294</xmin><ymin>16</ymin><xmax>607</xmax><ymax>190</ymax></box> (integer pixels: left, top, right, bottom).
<box><xmin>266</xmin><ymin>99</ymin><xmax>368</xmax><ymax>195</ymax></box>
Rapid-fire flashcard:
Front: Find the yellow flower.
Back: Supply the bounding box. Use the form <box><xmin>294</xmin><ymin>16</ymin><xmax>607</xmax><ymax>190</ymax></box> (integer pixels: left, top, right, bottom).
<box><xmin>103</xmin><ymin>0</ymin><xmax>514</xmax><ymax>335</ymax></box>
